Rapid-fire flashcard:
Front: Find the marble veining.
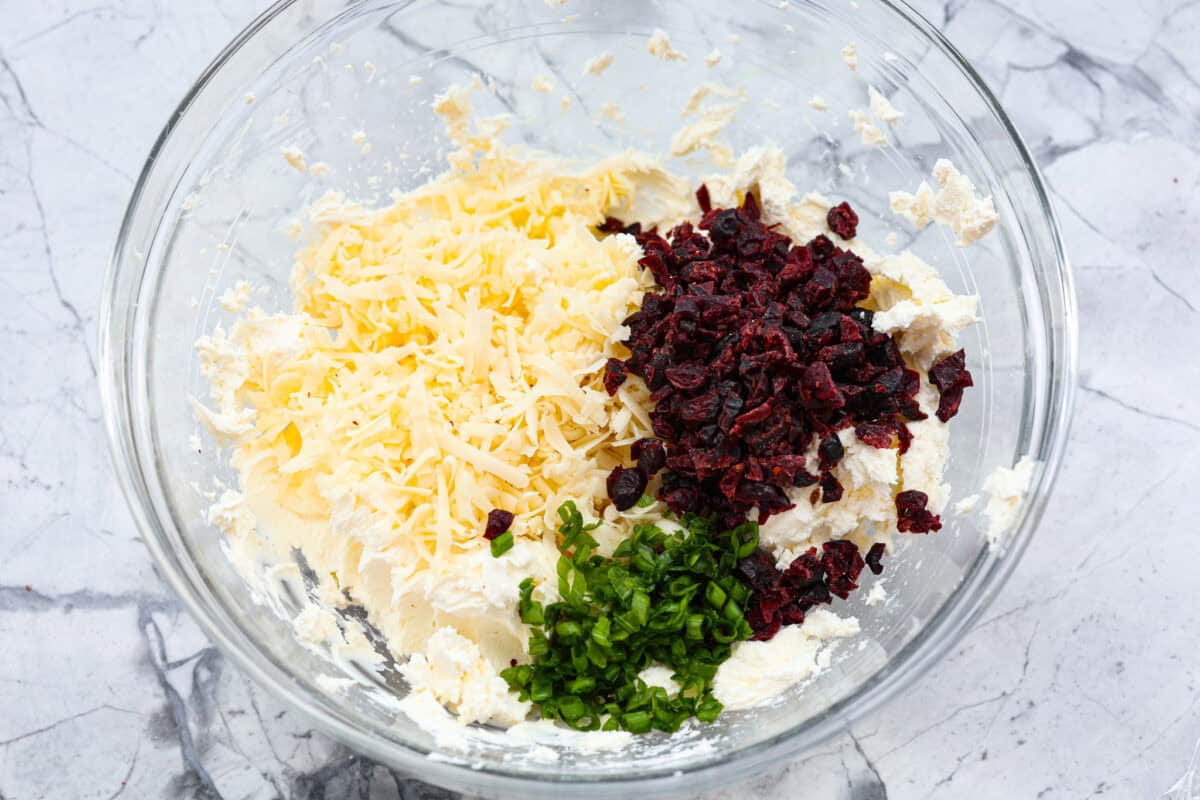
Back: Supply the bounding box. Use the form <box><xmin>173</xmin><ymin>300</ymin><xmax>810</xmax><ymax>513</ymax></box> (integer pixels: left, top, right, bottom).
<box><xmin>2</xmin><ymin>0</ymin><xmax>1199</xmax><ymax>797</ymax></box>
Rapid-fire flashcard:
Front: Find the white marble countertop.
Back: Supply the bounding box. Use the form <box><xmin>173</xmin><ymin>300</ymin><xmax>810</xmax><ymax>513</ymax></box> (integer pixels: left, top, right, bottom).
<box><xmin>3</xmin><ymin>0</ymin><xmax>1199</xmax><ymax>797</ymax></box>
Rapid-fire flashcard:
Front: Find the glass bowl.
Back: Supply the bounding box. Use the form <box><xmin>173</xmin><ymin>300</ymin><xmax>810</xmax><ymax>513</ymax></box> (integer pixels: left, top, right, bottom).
<box><xmin>99</xmin><ymin>0</ymin><xmax>1076</xmax><ymax>796</ymax></box>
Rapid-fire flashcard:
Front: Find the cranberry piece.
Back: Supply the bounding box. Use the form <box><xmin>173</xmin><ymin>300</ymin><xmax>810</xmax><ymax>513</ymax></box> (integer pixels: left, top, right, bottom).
<box><xmin>865</xmin><ymin>542</ymin><xmax>886</xmax><ymax>575</ymax></box>
<box><xmin>783</xmin><ymin>549</ymin><xmax>824</xmax><ymax>590</ymax></box>
<box><xmin>930</xmin><ymin>349</ymin><xmax>974</xmax><ymax>422</ymax></box>
<box><xmin>821</xmin><ymin>540</ymin><xmax>865</xmax><ymax>599</ymax></box>
<box><xmin>666</xmin><ymin>362</ymin><xmax>709</xmax><ymax>391</ymax></box>
<box><xmin>896</xmin><ymin>490</ymin><xmax>943</xmax><ymax>533</ymax></box>
<box><xmin>819</xmin><ymin>472</ymin><xmax>844</xmax><ymax>503</ymax></box>
<box><xmin>603</xmin><ymin>358</ymin><xmax>628</xmax><ymax>395</ymax></box>
<box><xmin>660</xmin><ymin>482</ymin><xmax>701</xmax><ymax>515</ymax></box>
<box><xmin>826</xmin><ymin>201</ymin><xmax>860</xmax><ymax>240</ymax></box>
<box><xmin>706</xmin><ymin>210</ymin><xmax>741</xmax><ymax>247</ymax></box>
<box><xmin>804</xmin><ymin>267</ymin><xmax>839</xmax><ymax>310</ymax></box>
<box><xmin>855</xmin><ymin>422</ymin><xmax>894</xmax><ymax>449</ymax></box>
<box><xmin>818</xmin><ymin>435</ymin><xmax>845</xmax><ymax>470</ymax></box>
<box><xmin>796</xmin><ymin>581</ymin><xmax>832</xmax><ymax>610</ymax></box>
<box><xmin>810</xmin><ymin>234</ymin><xmax>835</xmax><ymax>260</ymax></box>
<box><xmin>749</xmin><ymin>615</ymin><xmax>782</xmax><ymax>641</ymax></box>
<box><xmin>800</xmin><ymin>363</ymin><xmax>844</xmax><ymax>409</ymax></box>
<box><xmin>483</xmin><ymin>509</ymin><xmax>514</xmax><ymax>541</ymax></box>
<box><xmin>741</xmin><ymin>191</ymin><xmax>761</xmax><ymax>219</ymax></box>
<box><xmin>696</xmin><ymin>184</ymin><xmax>712</xmax><ymax>213</ymax></box>
<box><xmin>607</xmin><ymin>465</ymin><xmax>648</xmax><ymax>511</ymax></box>
<box><xmin>631</xmin><ymin>438</ymin><xmax>667</xmax><ymax>476</ymax></box>
<box><xmin>736</xmin><ymin>551</ymin><xmax>782</xmax><ymax>593</ymax></box>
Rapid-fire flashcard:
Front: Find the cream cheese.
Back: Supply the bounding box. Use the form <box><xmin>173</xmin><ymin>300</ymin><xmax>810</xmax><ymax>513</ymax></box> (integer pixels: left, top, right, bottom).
<box><xmin>712</xmin><ymin>609</ymin><xmax>860</xmax><ymax>709</ymax></box>
<box><xmin>401</xmin><ymin>627</ymin><xmax>532</xmax><ymax>725</ymax></box>
<box><xmin>647</xmin><ymin>30</ymin><xmax>688</xmax><ymax>62</ymax></box>
<box><xmin>583</xmin><ymin>51</ymin><xmax>613</xmax><ymax>76</ymax></box>
<box><xmin>868</xmin><ymin>85</ymin><xmax>903</xmax><ymax>123</ymax></box>
<box><xmin>280</xmin><ymin>145</ymin><xmax>307</xmax><ymax>173</ymax></box>
<box><xmin>889</xmin><ymin>159</ymin><xmax>999</xmax><ymax>246</ymax></box>
<box><xmin>850</xmin><ymin>109</ymin><xmax>888</xmax><ymax>147</ymax></box>
<box><xmin>982</xmin><ymin>457</ymin><xmax>1037</xmax><ymax>547</ymax></box>
<box><xmin>841</xmin><ymin>42</ymin><xmax>858</xmax><ymax>71</ymax></box>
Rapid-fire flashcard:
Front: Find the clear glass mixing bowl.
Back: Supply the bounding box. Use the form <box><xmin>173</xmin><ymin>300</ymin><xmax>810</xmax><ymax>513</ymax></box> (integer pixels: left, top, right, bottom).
<box><xmin>99</xmin><ymin>0</ymin><xmax>1076</xmax><ymax>796</ymax></box>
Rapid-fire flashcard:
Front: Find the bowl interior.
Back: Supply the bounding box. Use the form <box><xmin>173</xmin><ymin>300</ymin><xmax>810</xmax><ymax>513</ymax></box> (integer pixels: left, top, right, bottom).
<box><xmin>109</xmin><ymin>0</ymin><xmax>1071</xmax><ymax>793</ymax></box>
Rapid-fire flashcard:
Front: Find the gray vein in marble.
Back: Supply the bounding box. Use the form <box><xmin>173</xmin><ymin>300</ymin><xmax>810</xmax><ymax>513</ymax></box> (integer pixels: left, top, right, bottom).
<box><xmin>141</xmin><ymin>607</ymin><xmax>224</xmax><ymax>798</ymax></box>
<box><xmin>847</xmin><ymin>731</ymin><xmax>887</xmax><ymax>800</ymax></box>
<box><xmin>1151</xmin><ymin>269</ymin><xmax>1197</xmax><ymax>313</ymax></box>
<box><xmin>1079</xmin><ymin>383</ymin><xmax>1200</xmax><ymax>434</ymax></box>
<box><xmin>0</xmin><ymin>705</ymin><xmax>141</xmax><ymax>749</ymax></box>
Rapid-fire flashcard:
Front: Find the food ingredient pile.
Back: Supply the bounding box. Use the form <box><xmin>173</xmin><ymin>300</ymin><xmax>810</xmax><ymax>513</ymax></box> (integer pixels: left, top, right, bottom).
<box><xmin>195</xmin><ymin>79</ymin><xmax>992</xmax><ymax>739</ymax></box>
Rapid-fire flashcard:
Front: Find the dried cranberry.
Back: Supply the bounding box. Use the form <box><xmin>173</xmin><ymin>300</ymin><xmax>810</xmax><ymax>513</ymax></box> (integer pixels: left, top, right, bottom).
<box><xmin>706</xmin><ymin>209</ymin><xmax>741</xmax><ymax>247</ymax></box>
<box><xmin>820</xmin><ymin>472</ymin><xmax>844</xmax><ymax>503</ymax></box>
<box><xmin>801</xmin><ymin>362</ymin><xmax>843</xmax><ymax>408</ymax></box>
<box><xmin>818</xmin><ymin>435</ymin><xmax>845</xmax><ymax>470</ymax></box>
<box><xmin>736</xmin><ymin>551</ymin><xmax>782</xmax><ymax>593</ymax></box>
<box><xmin>783</xmin><ymin>549</ymin><xmax>824</xmax><ymax>590</ymax></box>
<box><xmin>607</xmin><ymin>466</ymin><xmax>647</xmax><ymax>511</ymax></box>
<box><xmin>603</xmin><ymin>358</ymin><xmax>628</xmax><ymax>396</ymax></box>
<box><xmin>930</xmin><ymin>349</ymin><xmax>973</xmax><ymax>422</ymax></box>
<box><xmin>804</xmin><ymin>267</ymin><xmax>838</xmax><ymax>310</ymax></box>
<box><xmin>749</xmin><ymin>614</ymin><xmax>782</xmax><ymax>641</ymax></box>
<box><xmin>631</xmin><ymin>438</ymin><xmax>667</xmax><ymax>476</ymax></box>
<box><xmin>826</xmin><ymin>202</ymin><xmax>860</xmax><ymax>240</ymax></box>
<box><xmin>696</xmin><ymin>184</ymin><xmax>712</xmax><ymax>213</ymax></box>
<box><xmin>865</xmin><ymin>542</ymin><xmax>886</xmax><ymax>575</ymax></box>
<box><xmin>855</xmin><ymin>422</ymin><xmax>895</xmax><ymax>449</ymax></box>
<box><xmin>666</xmin><ymin>362</ymin><xmax>709</xmax><ymax>391</ymax></box>
<box><xmin>896</xmin><ymin>490</ymin><xmax>943</xmax><ymax>533</ymax></box>
<box><xmin>796</xmin><ymin>581</ymin><xmax>832</xmax><ymax>610</ymax></box>
<box><xmin>483</xmin><ymin>509</ymin><xmax>514</xmax><ymax>541</ymax></box>
<box><xmin>660</xmin><ymin>482</ymin><xmax>701</xmax><ymax>515</ymax></box>
<box><xmin>808</xmin><ymin>234</ymin><xmax>834</xmax><ymax>261</ymax></box>
<box><xmin>741</xmin><ymin>191</ymin><xmax>761</xmax><ymax>219</ymax></box>
<box><xmin>822</xmin><ymin>540</ymin><xmax>865</xmax><ymax>599</ymax></box>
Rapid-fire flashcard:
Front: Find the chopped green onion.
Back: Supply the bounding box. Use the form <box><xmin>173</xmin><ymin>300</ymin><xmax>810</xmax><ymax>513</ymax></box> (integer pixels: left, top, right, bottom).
<box><xmin>490</xmin><ymin>530</ymin><xmax>514</xmax><ymax>557</ymax></box>
<box><xmin>591</xmin><ymin>616</ymin><xmax>612</xmax><ymax>648</ymax></box>
<box><xmin>530</xmin><ymin>676</ymin><xmax>554</xmax><ymax>703</ymax></box>
<box><xmin>555</xmin><ymin>620</ymin><xmax>583</xmax><ymax>640</ymax></box>
<box><xmin>500</xmin><ymin>503</ymin><xmax>755</xmax><ymax>736</ymax></box>
<box><xmin>623</xmin><ymin>711</ymin><xmax>652</xmax><ymax>734</ymax></box>
<box><xmin>695</xmin><ymin>696</ymin><xmax>723</xmax><ymax>722</ymax></box>
<box><xmin>558</xmin><ymin>696</ymin><xmax>587</xmax><ymax>722</ymax></box>
<box><xmin>705</xmin><ymin>582</ymin><xmax>727</xmax><ymax>609</ymax></box>
<box><xmin>631</xmin><ymin>590</ymin><xmax>651</xmax><ymax>626</ymax></box>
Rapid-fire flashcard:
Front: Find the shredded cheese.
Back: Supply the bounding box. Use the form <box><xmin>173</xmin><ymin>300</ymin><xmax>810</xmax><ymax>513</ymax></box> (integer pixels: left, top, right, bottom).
<box><xmin>196</xmin><ymin>129</ymin><xmax>664</xmax><ymax>587</ymax></box>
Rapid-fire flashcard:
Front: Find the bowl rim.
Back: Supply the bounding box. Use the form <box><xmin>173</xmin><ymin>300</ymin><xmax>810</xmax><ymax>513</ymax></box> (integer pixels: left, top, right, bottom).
<box><xmin>98</xmin><ymin>0</ymin><xmax>1078</xmax><ymax>794</ymax></box>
